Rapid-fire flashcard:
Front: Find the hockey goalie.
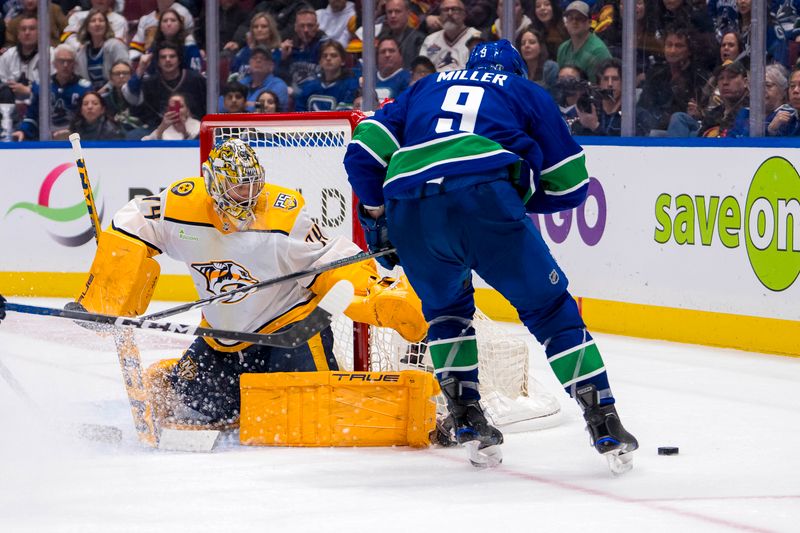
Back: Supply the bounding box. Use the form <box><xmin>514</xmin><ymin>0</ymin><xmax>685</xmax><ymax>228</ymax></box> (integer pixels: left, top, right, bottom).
<box><xmin>70</xmin><ymin>138</ymin><xmax>433</xmax><ymax>443</ymax></box>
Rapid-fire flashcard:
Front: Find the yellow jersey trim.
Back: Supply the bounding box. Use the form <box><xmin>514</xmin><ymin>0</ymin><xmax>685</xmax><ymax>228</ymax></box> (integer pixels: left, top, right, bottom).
<box><xmin>201</xmin><ymin>294</ymin><xmax>322</xmax><ymax>352</ymax></box>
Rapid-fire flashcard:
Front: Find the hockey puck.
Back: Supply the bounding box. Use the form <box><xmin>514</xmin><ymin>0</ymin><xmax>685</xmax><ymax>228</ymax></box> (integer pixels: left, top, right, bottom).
<box><xmin>658</xmin><ymin>446</ymin><xmax>679</xmax><ymax>456</ymax></box>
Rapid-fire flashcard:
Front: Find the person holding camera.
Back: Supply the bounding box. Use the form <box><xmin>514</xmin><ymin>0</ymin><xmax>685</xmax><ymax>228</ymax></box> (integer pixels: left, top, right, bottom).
<box><xmin>141</xmin><ymin>93</ymin><xmax>199</xmax><ymax>140</ymax></box>
<box><xmin>572</xmin><ymin>58</ymin><xmax>653</xmax><ymax>136</ymax></box>
<box><xmin>553</xmin><ymin>64</ymin><xmax>585</xmax><ymax>133</ymax></box>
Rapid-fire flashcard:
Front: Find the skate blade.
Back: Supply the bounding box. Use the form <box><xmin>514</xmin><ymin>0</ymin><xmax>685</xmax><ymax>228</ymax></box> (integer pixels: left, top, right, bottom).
<box><xmin>605</xmin><ymin>449</ymin><xmax>634</xmax><ymax>475</ymax></box>
<box><xmin>464</xmin><ymin>441</ymin><xmax>503</xmax><ymax>468</ymax></box>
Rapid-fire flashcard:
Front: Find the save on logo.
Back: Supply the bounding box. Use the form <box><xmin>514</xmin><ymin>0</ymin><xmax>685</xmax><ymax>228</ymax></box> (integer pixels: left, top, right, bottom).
<box><xmin>654</xmin><ymin>156</ymin><xmax>800</xmax><ymax>292</ymax></box>
<box><xmin>4</xmin><ymin>162</ymin><xmax>103</xmax><ymax>247</ymax></box>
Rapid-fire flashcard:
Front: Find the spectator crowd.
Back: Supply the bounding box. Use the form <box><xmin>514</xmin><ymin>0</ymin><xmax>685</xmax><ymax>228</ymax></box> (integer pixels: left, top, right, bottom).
<box><xmin>0</xmin><ymin>0</ymin><xmax>799</xmax><ymax>140</ymax></box>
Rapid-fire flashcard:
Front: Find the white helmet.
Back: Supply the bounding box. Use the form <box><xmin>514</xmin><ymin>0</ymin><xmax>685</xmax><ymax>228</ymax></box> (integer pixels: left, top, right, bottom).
<box><xmin>202</xmin><ymin>138</ymin><xmax>265</xmax><ymax>230</ymax></box>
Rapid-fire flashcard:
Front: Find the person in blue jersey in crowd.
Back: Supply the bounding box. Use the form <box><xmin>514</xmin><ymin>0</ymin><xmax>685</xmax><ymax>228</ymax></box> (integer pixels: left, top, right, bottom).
<box><xmin>343</xmin><ymin>39</ymin><xmax>638</xmax><ymax>472</ymax></box>
<box><xmin>295</xmin><ymin>40</ymin><xmax>358</xmax><ymax>112</ymax></box>
<box><xmin>221</xmin><ymin>45</ymin><xmax>288</xmax><ymax>112</ymax></box>
<box><xmin>13</xmin><ymin>44</ymin><xmax>90</xmax><ymax>140</ymax></box>
<box><xmin>376</xmin><ymin>37</ymin><xmax>411</xmax><ymax>101</ymax></box>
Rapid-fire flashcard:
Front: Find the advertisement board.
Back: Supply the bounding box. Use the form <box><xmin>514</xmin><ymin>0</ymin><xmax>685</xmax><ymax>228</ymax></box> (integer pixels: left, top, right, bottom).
<box><xmin>0</xmin><ymin>140</ymin><xmax>797</xmax><ymax>355</ymax></box>
<box><xmin>525</xmin><ymin>145</ymin><xmax>800</xmax><ymax>322</ymax></box>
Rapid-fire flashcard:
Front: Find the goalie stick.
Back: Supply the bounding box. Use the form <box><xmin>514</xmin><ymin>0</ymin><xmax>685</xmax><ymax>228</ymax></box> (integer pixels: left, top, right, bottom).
<box><xmin>70</xmin><ymin>133</ymin><xmax>161</xmax><ymax>446</ymax></box>
<box><xmin>140</xmin><ymin>247</ymin><xmax>396</xmax><ymax>321</ymax></box>
<box><xmin>4</xmin><ymin>300</ymin><xmax>338</xmax><ymax>349</ymax></box>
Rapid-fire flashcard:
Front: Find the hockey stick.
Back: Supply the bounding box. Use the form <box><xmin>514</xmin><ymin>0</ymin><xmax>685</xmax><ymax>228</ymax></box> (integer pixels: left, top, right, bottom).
<box><xmin>140</xmin><ymin>247</ymin><xmax>396</xmax><ymax>321</ymax></box>
<box><xmin>5</xmin><ymin>301</ymin><xmax>335</xmax><ymax>349</ymax></box>
<box><xmin>69</xmin><ymin>133</ymin><xmax>102</xmax><ymax>244</ymax></box>
<box><xmin>69</xmin><ymin>133</ymin><xmax>160</xmax><ymax>447</ymax></box>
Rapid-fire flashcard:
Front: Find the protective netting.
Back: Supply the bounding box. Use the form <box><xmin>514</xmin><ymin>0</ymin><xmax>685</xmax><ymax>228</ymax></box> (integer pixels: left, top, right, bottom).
<box><xmin>205</xmin><ymin>120</ymin><xmax>561</xmax><ymax>429</ymax></box>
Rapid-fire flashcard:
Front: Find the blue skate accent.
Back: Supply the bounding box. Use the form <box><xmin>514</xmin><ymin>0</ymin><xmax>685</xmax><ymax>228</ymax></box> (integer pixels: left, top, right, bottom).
<box><xmin>457</xmin><ymin>428</ymin><xmax>479</xmax><ymax>440</ymax></box>
<box><xmin>596</xmin><ymin>437</ymin><xmax>621</xmax><ymax>447</ymax></box>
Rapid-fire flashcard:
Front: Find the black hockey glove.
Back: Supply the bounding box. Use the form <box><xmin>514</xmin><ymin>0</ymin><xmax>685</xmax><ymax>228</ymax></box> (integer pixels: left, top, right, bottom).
<box><xmin>356</xmin><ymin>203</ymin><xmax>400</xmax><ymax>270</ymax></box>
<box><xmin>0</xmin><ymin>294</ymin><xmax>6</xmax><ymax>323</ymax></box>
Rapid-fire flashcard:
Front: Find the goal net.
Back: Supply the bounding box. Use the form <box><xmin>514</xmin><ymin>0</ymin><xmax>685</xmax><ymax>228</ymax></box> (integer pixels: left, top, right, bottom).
<box><xmin>200</xmin><ymin>112</ymin><xmax>561</xmax><ymax>431</ymax></box>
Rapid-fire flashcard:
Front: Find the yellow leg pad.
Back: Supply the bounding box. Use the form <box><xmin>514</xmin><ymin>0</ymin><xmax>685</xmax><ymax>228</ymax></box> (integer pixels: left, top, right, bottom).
<box><xmin>240</xmin><ymin>370</ymin><xmax>440</xmax><ymax>447</ymax></box>
<box><xmin>77</xmin><ymin>229</ymin><xmax>160</xmax><ymax>316</ymax></box>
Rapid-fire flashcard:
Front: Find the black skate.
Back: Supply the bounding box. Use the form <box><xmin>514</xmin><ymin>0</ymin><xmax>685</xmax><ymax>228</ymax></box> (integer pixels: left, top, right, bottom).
<box><xmin>440</xmin><ymin>377</ymin><xmax>504</xmax><ymax>468</ymax></box>
<box><xmin>576</xmin><ymin>384</ymin><xmax>638</xmax><ymax>475</ymax></box>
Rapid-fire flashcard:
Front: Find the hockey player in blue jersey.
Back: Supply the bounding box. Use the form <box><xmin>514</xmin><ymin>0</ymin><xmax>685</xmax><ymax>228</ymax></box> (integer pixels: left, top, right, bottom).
<box><xmin>343</xmin><ymin>39</ymin><xmax>638</xmax><ymax>472</ymax></box>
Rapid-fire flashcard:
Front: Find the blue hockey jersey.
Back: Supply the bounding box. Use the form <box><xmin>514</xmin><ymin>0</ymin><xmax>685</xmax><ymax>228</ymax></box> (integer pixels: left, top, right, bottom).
<box><xmin>344</xmin><ymin>68</ymin><xmax>588</xmax><ymax>214</ymax></box>
<box><xmin>295</xmin><ymin>75</ymin><xmax>359</xmax><ymax>112</ymax></box>
<box><xmin>18</xmin><ymin>75</ymin><xmax>91</xmax><ymax>139</ymax></box>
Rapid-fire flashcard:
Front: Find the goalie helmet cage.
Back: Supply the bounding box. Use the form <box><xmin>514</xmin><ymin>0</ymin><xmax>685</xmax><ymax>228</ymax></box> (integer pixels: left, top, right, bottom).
<box><xmin>199</xmin><ymin>111</ymin><xmax>561</xmax><ymax>429</ymax></box>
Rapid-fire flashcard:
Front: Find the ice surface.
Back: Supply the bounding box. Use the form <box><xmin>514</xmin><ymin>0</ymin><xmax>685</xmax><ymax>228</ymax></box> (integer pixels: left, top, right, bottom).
<box><xmin>0</xmin><ymin>298</ymin><xmax>798</xmax><ymax>533</ymax></box>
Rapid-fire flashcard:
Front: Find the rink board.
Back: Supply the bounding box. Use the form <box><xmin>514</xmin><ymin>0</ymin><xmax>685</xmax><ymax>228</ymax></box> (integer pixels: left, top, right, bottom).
<box><xmin>0</xmin><ymin>139</ymin><xmax>797</xmax><ymax>356</ymax></box>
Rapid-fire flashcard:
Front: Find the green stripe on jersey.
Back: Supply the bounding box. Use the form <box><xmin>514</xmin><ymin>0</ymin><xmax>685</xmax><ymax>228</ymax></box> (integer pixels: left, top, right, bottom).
<box><xmin>429</xmin><ymin>337</ymin><xmax>479</xmax><ymax>371</ymax></box>
<box><xmin>352</xmin><ymin>121</ymin><xmax>400</xmax><ymax>165</ymax></box>
<box><xmin>548</xmin><ymin>342</ymin><xmax>605</xmax><ymax>386</ymax></box>
<box><xmin>386</xmin><ymin>134</ymin><xmax>511</xmax><ymax>184</ymax></box>
<box><xmin>540</xmin><ymin>153</ymin><xmax>588</xmax><ymax>194</ymax></box>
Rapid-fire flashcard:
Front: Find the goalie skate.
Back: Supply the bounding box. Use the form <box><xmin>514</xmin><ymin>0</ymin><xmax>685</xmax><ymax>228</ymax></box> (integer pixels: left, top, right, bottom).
<box><xmin>576</xmin><ymin>384</ymin><xmax>638</xmax><ymax>475</ymax></box>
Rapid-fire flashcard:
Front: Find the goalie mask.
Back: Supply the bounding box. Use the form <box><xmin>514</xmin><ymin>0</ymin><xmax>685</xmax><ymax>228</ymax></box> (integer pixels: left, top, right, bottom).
<box><xmin>203</xmin><ymin>138</ymin><xmax>265</xmax><ymax>230</ymax></box>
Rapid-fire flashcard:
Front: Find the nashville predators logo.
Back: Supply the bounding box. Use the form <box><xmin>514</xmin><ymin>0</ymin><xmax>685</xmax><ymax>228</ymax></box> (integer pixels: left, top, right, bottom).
<box><xmin>191</xmin><ymin>260</ymin><xmax>259</xmax><ymax>304</ymax></box>
<box><xmin>176</xmin><ymin>356</ymin><xmax>198</xmax><ymax>381</ymax></box>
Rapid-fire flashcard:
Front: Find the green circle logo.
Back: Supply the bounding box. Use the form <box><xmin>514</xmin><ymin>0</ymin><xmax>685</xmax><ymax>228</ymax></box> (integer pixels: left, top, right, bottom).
<box><xmin>745</xmin><ymin>157</ymin><xmax>800</xmax><ymax>292</ymax></box>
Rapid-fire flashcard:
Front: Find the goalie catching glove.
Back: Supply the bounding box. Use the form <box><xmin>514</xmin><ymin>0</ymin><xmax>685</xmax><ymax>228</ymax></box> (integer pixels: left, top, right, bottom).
<box><xmin>356</xmin><ymin>203</ymin><xmax>400</xmax><ymax>270</ymax></box>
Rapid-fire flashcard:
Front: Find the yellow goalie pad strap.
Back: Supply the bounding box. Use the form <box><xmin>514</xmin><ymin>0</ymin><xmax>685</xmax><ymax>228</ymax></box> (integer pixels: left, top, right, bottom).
<box><xmin>345</xmin><ymin>275</ymin><xmax>428</xmax><ymax>343</ymax></box>
<box><xmin>239</xmin><ymin>370</ymin><xmax>439</xmax><ymax>448</ymax></box>
<box><xmin>77</xmin><ymin>229</ymin><xmax>160</xmax><ymax>316</ymax></box>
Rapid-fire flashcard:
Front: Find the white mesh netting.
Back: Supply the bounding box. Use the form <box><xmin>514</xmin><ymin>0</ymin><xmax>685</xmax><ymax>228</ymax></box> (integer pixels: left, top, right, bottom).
<box><xmin>207</xmin><ymin>119</ymin><xmax>561</xmax><ymax>429</ymax></box>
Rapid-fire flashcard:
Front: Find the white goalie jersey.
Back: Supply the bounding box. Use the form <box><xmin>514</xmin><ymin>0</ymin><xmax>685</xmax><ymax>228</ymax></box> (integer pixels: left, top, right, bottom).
<box><xmin>110</xmin><ymin>176</ymin><xmax>362</xmax><ymax>350</ymax></box>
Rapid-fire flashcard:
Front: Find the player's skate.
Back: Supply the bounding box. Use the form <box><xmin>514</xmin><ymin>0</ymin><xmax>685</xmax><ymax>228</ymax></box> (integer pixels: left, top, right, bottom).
<box><xmin>576</xmin><ymin>384</ymin><xmax>638</xmax><ymax>475</ymax></box>
<box><xmin>440</xmin><ymin>377</ymin><xmax>504</xmax><ymax>468</ymax></box>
